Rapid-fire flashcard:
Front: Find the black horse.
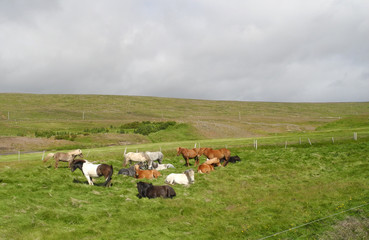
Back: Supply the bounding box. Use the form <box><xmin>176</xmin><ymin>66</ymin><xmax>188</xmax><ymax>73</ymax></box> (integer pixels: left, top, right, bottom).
<box><xmin>220</xmin><ymin>155</ymin><xmax>241</xmax><ymax>165</ymax></box>
<box><xmin>136</xmin><ymin>182</ymin><xmax>176</xmax><ymax>199</ymax></box>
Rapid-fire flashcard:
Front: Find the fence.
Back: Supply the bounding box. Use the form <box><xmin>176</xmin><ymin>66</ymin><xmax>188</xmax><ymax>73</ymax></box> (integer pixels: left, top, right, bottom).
<box><xmin>0</xmin><ymin>132</ymin><xmax>364</xmax><ymax>163</ymax></box>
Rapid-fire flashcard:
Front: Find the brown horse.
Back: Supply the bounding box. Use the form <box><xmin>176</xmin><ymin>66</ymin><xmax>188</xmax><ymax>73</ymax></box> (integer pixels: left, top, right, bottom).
<box><xmin>176</xmin><ymin>147</ymin><xmax>201</xmax><ymax>167</ymax></box>
<box><xmin>134</xmin><ymin>164</ymin><xmax>161</xmax><ymax>179</ymax></box>
<box><xmin>204</xmin><ymin>157</ymin><xmax>221</xmax><ymax>167</ymax></box>
<box><xmin>197</xmin><ymin>163</ymin><xmax>214</xmax><ymax>174</ymax></box>
<box><xmin>201</xmin><ymin>148</ymin><xmax>231</xmax><ymax>166</ymax></box>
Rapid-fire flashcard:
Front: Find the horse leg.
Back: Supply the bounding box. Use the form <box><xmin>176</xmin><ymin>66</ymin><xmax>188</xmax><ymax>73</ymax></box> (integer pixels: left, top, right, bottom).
<box><xmin>195</xmin><ymin>156</ymin><xmax>199</xmax><ymax>166</ymax></box>
<box><xmin>186</xmin><ymin>157</ymin><xmax>190</xmax><ymax>167</ymax></box>
<box><xmin>85</xmin><ymin>174</ymin><xmax>93</xmax><ymax>185</ymax></box>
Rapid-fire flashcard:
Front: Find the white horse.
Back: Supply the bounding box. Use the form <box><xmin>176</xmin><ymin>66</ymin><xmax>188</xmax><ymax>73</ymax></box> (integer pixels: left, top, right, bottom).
<box><xmin>145</xmin><ymin>151</ymin><xmax>164</xmax><ymax>165</ymax></box>
<box><xmin>70</xmin><ymin>159</ymin><xmax>113</xmax><ymax>187</ymax></box>
<box><xmin>152</xmin><ymin>162</ymin><xmax>175</xmax><ymax>171</ymax></box>
<box><xmin>165</xmin><ymin>169</ymin><xmax>195</xmax><ymax>185</ymax></box>
<box><xmin>123</xmin><ymin>148</ymin><xmax>150</xmax><ymax>167</ymax></box>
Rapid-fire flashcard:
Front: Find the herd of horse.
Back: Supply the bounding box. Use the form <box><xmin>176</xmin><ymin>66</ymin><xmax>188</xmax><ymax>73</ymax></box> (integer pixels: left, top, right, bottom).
<box><xmin>43</xmin><ymin>147</ymin><xmax>241</xmax><ymax>199</ymax></box>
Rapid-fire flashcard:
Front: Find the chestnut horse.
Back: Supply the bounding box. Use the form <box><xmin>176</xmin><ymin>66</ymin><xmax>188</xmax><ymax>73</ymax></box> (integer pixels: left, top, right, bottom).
<box><xmin>201</xmin><ymin>148</ymin><xmax>231</xmax><ymax>166</ymax></box>
<box><xmin>204</xmin><ymin>157</ymin><xmax>221</xmax><ymax>167</ymax></box>
<box><xmin>134</xmin><ymin>164</ymin><xmax>161</xmax><ymax>179</ymax></box>
<box><xmin>197</xmin><ymin>163</ymin><xmax>214</xmax><ymax>174</ymax></box>
<box><xmin>176</xmin><ymin>147</ymin><xmax>201</xmax><ymax>167</ymax></box>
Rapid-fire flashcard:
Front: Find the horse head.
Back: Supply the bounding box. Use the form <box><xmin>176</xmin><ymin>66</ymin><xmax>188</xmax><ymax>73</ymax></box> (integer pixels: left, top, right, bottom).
<box><xmin>70</xmin><ymin>159</ymin><xmax>85</xmax><ymax>172</ymax></box>
<box><xmin>184</xmin><ymin>169</ymin><xmax>195</xmax><ymax>184</ymax></box>
<box><xmin>176</xmin><ymin>147</ymin><xmax>182</xmax><ymax>156</ymax></box>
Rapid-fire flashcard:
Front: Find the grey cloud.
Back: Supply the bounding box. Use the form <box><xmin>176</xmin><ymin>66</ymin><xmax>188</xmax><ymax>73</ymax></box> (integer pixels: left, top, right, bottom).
<box><xmin>0</xmin><ymin>0</ymin><xmax>368</xmax><ymax>102</ymax></box>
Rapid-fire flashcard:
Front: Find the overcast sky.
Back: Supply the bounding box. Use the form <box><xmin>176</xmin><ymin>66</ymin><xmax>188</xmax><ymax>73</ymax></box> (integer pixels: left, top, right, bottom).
<box><xmin>0</xmin><ymin>0</ymin><xmax>368</xmax><ymax>102</ymax></box>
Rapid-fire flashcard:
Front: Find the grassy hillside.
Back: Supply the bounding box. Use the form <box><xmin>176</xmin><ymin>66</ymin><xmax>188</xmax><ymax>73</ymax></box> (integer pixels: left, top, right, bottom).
<box><xmin>0</xmin><ymin>93</ymin><xmax>368</xmax><ymax>153</ymax></box>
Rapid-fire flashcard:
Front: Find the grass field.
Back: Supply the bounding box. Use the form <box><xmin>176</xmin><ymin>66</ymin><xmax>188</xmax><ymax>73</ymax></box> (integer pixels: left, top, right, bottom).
<box><xmin>1</xmin><ymin>137</ymin><xmax>369</xmax><ymax>239</ymax></box>
<box><xmin>1</xmin><ymin>93</ymin><xmax>369</xmax><ymax>239</ymax></box>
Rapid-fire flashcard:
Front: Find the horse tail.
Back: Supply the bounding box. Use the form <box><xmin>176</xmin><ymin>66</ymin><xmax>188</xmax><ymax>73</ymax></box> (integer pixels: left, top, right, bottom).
<box><xmin>103</xmin><ymin>165</ymin><xmax>113</xmax><ymax>187</ymax></box>
<box><xmin>43</xmin><ymin>153</ymin><xmax>54</xmax><ymax>162</ymax></box>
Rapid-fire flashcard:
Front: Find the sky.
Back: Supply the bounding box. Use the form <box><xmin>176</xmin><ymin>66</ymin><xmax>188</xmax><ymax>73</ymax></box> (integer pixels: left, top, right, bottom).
<box><xmin>0</xmin><ymin>0</ymin><xmax>368</xmax><ymax>102</ymax></box>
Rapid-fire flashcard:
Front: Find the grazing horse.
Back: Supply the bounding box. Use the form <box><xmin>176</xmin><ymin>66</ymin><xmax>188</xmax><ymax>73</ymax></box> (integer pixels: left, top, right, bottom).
<box><xmin>134</xmin><ymin>164</ymin><xmax>161</xmax><ymax>179</ymax></box>
<box><xmin>201</xmin><ymin>148</ymin><xmax>231</xmax><ymax>166</ymax></box>
<box><xmin>123</xmin><ymin>149</ymin><xmax>150</xmax><ymax>167</ymax></box>
<box><xmin>70</xmin><ymin>159</ymin><xmax>113</xmax><ymax>187</ymax></box>
<box><xmin>136</xmin><ymin>182</ymin><xmax>176</xmax><ymax>199</ymax></box>
<box><xmin>43</xmin><ymin>149</ymin><xmax>83</xmax><ymax>168</ymax></box>
<box><xmin>145</xmin><ymin>151</ymin><xmax>164</xmax><ymax>165</ymax></box>
<box><xmin>197</xmin><ymin>163</ymin><xmax>214</xmax><ymax>174</ymax></box>
<box><xmin>176</xmin><ymin>147</ymin><xmax>201</xmax><ymax>167</ymax></box>
<box><xmin>165</xmin><ymin>169</ymin><xmax>195</xmax><ymax>185</ymax></box>
<box><xmin>152</xmin><ymin>162</ymin><xmax>175</xmax><ymax>171</ymax></box>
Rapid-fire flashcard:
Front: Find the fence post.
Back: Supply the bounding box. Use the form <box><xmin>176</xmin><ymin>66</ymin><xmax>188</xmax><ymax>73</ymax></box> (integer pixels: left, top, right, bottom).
<box><xmin>332</xmin><ymin>137</ymin><xmax>334</xmax><ymax>143</ymax></box>
<box><xmin>18</xmin><ymin>151</ymin><xmax>20</xmax><ymax>161</ymax></box>
<box><xmin>308</xmin><ymin>138</ymin><xmax>312</xmax><ymax>145</ymax></box>
<box><xmin>299</xmin><ymin>137</ymin><xmax>301</xmax><ymax>145</ymax></box>
<box><xmin>354</xmin><ymin>132</ymin><xmax>357</xmax><ymax>141</ymax></box>
<box><xmin>42</xmin><ymin>150</ymin><xmax>45</xmax><ymax>161</ymax></box>
<box><xmin>285</xmin><ymin>141</ymin><xmax>288</xmax><ymax>149</ymax></box>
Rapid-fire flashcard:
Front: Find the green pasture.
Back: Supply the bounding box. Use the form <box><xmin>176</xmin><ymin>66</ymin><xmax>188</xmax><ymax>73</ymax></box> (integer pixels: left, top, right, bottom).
<box><xmin>1</xmin><ymin>137</ymin><xmax>369</xmax><ymax>239</ymax></box>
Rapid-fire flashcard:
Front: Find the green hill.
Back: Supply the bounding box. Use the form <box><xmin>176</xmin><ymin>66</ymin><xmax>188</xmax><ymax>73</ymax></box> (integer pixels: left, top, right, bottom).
<box><xmin>0</xmin><ymin>93</ymin><xmax>368</xmax><ymax>152</ymax></box>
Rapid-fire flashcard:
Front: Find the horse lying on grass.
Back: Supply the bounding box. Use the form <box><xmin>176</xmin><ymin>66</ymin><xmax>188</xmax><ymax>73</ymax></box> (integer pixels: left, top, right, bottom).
<box><xmin>152</xmin><ymin>162</ymin><xmax>175</xmax><ymax>170</ymax></box>
<box><xmin>220</xmin><ymin>155</ymin><xmax>241</xmax><ymax>164</ymax></box>
<box><xmin>70</xmin><ymin>159</ymin><xmax>113</xmax><ymax>187</ymax></box>
<box><xmin>43</xmin><ymin>149</ymin><xmax>83</xmax><ymax>168</ymax></box>
<box><xmin>136</xmin><ymin>182</ymin><xmax>176</xmax><ymax>199</ymax></box>
<box><xmin>204</xmin><ymin>157</ymin><xmax>221</xmax><ymax>167</ymax></box>
<box><xmin>197</xmin><ymin>163</ymin><xmax>214</xmax><ymax>174</ymax></box>
<box><xmin>118</xmin><ymin>162</ymin><xmax>146</xmax><ymax>177</ymax></box>
<box><xmin>134</xmin><ymin>164</ymin><xmax>161</xmax><ymax>179</ymax></box>
<box><xmin>165</xmin><ymin>169</ymin><xmax>195</xmax><ymax>185</ymax></box>
<box><xmin>201</xmin><ymin>148</ymin><xmax>231</xmax><ymax>166</ymax></box>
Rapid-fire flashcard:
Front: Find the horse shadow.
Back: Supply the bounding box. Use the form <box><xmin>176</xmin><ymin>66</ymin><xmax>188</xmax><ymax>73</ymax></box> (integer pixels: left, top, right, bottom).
<box><xmin>72</xmin><ymin>178</ymin><xmax>113</xmax><ymax>187</ymax></box>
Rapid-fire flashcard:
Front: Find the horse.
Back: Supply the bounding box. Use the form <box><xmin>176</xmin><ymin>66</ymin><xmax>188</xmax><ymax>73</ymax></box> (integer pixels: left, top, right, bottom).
<box><xmin>152</xmin><ymin>162</ymin><xmax>175</xmax><ymax>171</ymax></box>
<box><xmin>201</xmin><ymin>148</ymin><xmax>230</xmax><ymax>166</ymax></box>
<box><xmin>197</xmin><ymin>163</ymin><xmax>214</xmax><ymax>174</ymax></box>
<box><xmin>136</xmin><ymin>182</ymin><xmax>176</xmax><ymax>199</ymax></box>
<box><xmin>70</xmin><ymin>159</ymin><xmax>113</xmax><ymax>187</ymax></box>
<box><xmin>221</xmin><ymin>155</ymin><xmax>241</xmax><ymax>164</ymax></box>
<box><xmin>43</xmin><ymin>149</ymin><xmax>83</xmax><ymax>168</ymax></box>
<box><xmin>204</xmin><ymin>157</ymin><xmax>221</xmax><ymax>167</ymax></box>
<box><xmin>118</xmin><ymin>162</ymin><xmax>146</xmax><ymax>177</ymax></box>
<box><xmin>123</xmin><ymin>149</ymin><xmax>150</xmax><ymax>167</ymax></box>
<box><xmin>134</xmin><ymin>164</ymin><xmax>161</xmax><ymax>179</ymax></box>
<box><xmin>145</xmin><ymin>151</ymin><xmax>164</xmax><ymax>165</ymax></box>
<box><xmin>165</xmin><ymin>169</ymin><xmax>195</xmax><ymax>185</ymax></box>
<box><xmin>176</xmin><ymin>147</ymin><xmax>201</xmax><ymax>167</ymax></box>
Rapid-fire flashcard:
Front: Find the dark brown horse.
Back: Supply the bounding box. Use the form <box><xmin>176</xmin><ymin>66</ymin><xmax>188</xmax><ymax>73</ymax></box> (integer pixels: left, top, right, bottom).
<box><xmin>201</xmin><ymin>148</ymin><xmax>231</xmax><ymax>166</ymax></box>
<box><xmin>176</xmin><ymin>147</ymin><xmax>202</xmax><ymax>167</ymax></box>
<box><xmin>136</xmin><ymin>182</ymin><xmax>176</xmax><ymax>199</ymax></box>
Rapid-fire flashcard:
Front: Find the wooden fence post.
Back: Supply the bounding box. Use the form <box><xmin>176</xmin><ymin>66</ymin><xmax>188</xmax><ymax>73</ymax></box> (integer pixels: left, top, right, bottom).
<box><xmin>332</xmin><ymin>137</ymin><xmax>334</xmax><ymax>143</ymax></box>
<box><xmin>354</xmin><ymin>132</ymin><xmax>357</xmax><ymax>141</ymax></box>
<box><xmin>285</xmin><ymin>141</ymin><xmax>288</xmax><ymax>149</ymax></box>
<box><xmin>42</xmin><ymin>150</ymin><xmax>45</xmax><ymax>161</ymax></box>
<box><xmin>308</xmin><ymin>138</ymin><xmax>312</xmax><ymax>145</ymax></box>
